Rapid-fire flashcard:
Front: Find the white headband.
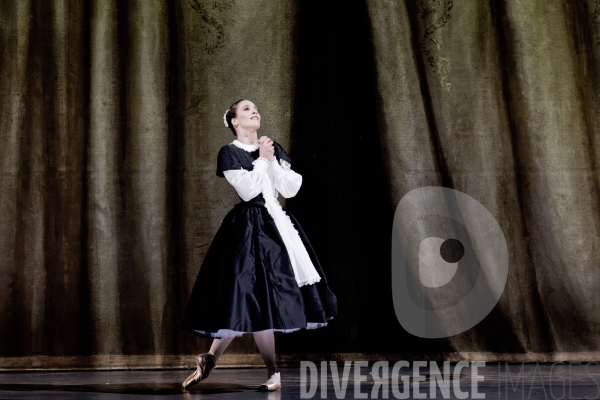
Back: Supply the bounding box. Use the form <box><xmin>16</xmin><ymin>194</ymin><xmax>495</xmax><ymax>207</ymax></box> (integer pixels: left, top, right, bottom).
<box><xmin>223</xmin><ymin>110</ymin><xmax>229</xmax><ymax>128</ymax></box>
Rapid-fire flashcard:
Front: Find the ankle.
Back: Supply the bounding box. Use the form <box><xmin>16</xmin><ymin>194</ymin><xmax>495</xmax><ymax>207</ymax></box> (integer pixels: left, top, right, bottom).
<box><xmin>207</xmin><ymin>352</ymin><xmax>217</xmax><ymax>364</ymax></box>
<box><xmin>268</xmin><ymin>370</ymin><xmax>280</xmax><ymax>384</ymax></box>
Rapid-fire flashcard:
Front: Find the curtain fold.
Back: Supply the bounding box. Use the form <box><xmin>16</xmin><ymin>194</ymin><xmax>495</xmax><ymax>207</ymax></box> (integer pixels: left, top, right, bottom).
<box><xmin>0</xmin><ymin>0</ymin><xmax>31</xmax><ymax>357</ymax></box>
<box><xmin>504</xmin><ymin>0</ymin><xmax>600</xmax><ymax>352</ymax></box>
<box><xmin>1</xmin><ymin>0</ymin><xmax>599</xmax><ymax>362</ymax></box>
<box><xmin>88</xmin><ymin>0</ymin><xmax>123</xmax><ymax>356</ymax></box>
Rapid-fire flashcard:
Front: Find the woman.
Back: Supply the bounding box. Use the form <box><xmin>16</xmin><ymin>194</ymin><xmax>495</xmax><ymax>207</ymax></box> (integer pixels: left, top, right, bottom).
<box><xmin>181</xmin><ymin>99</ymin><xmax>337</xmax><ymax>392</ymax></box>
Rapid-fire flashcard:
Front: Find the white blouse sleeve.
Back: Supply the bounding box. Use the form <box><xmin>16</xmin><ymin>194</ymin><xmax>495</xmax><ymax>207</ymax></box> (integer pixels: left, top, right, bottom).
<box><xmin>222</xmin><ymin>157</ymin><xmax>270</xmax><ymax>202</ymax></box>
<box><xmin>269</xmin><ymin>158</ymin><xmax>303</xmax><ymax>198</ymax></box>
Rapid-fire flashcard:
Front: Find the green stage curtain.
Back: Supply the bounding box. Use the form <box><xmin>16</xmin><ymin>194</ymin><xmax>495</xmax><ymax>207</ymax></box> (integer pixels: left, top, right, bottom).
<box><xmin>1</xmin><ymin>0</ymin><xmax>599</xmax><ymax>363</ymax></box>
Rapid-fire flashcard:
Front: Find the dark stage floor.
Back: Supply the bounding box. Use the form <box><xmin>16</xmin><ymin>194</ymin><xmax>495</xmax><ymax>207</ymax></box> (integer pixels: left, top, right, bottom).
<box><xmin>1</xmin><ymin>362</ymin><xmax>599</xmax><ymax>399</ymax></box>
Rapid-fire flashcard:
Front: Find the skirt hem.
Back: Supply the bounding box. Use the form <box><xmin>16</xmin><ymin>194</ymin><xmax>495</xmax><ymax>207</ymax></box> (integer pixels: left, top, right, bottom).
<box><xmin>185</xmin><ymin>320</ymin><xmax>333</xmax><ymax>339</ymax></box>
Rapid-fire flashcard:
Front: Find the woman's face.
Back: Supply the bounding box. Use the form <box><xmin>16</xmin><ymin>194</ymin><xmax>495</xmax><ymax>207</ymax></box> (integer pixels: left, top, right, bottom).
<box><xmin>232</xmin><ymin>100</ymin><xmax>260</xmax><ymax>132</ymax></box>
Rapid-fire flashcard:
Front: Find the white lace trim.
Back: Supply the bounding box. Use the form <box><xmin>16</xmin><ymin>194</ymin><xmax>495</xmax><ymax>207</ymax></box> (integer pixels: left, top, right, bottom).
<box><xmin>194</xmin><ymin>323</ymin><xmax>329</xmax><ymax>338</ymax></box>
<box><xmin>231</xmin><ymin>139</ymin><xmax>259</xmax><ymax>152</ymax></box>
<box><xmin>260</xmin><ymin>174</ymin><xmax>322</xmax><ymax>287</ymax></box>
<box><xmin>278</xmin><ymin>209</ymin><xmax>321</xmax><ymax>287</ymax></box>
<box><xmin>298</xmin><ymin>275</ymin><xmax>322</xmax><ymax>287</ymax></box>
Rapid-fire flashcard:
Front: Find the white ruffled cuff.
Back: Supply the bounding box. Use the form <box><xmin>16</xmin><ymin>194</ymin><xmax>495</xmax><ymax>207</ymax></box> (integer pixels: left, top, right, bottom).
<box><xmin>252</xmin><ymin>157</ymin><xmax>270</xmax><ymax>173</ymax></box>
<box><xmin>269</xmin><ymin>157</ymin><xmax>287</xmax><ymax>179</ymax></box>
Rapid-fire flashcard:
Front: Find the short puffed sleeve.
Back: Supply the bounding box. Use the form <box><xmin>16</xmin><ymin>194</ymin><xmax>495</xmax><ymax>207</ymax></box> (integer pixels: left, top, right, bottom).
<box><xmin>273</xmin><ymin>141</ymin><xmax>293</xmax><ymax>165</ymax></box>
<box><xmin>216</xmin><ymin>145</ymin><xmax>240</xmax><ymax>178</ymax></box>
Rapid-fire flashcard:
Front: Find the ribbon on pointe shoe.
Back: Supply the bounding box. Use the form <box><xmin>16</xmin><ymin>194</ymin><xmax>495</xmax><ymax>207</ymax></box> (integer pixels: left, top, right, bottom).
<box><xmin>182</xmin><ymin>353</ymin><xmax>216</xmax><ymax>390</ymax></box>
<box><xmin>258</xmin><ymin>371</ymin><xmax>281</xmax><ymax>392</ymax></box>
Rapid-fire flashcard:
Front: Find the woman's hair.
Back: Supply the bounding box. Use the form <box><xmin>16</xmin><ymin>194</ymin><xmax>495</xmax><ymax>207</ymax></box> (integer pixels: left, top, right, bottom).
<box><xmin>224</xmin><ymin>99</ymin><xmax>246</xmax><ymax>136</ymax></box>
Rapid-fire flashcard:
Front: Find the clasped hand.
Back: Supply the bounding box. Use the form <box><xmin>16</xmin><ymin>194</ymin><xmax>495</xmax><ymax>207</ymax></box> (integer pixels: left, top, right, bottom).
<box><xmin>258</xmin><ymin>136</ymin><xmax>275</xmax><ymax>161</ymax></box>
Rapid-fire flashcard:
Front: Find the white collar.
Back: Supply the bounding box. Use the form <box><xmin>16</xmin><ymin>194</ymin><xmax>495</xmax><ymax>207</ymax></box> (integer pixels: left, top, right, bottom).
<box><xmin>231</xmin><ymin>139</ymin><xmax>259</xmax><ymax>152</ymax></box>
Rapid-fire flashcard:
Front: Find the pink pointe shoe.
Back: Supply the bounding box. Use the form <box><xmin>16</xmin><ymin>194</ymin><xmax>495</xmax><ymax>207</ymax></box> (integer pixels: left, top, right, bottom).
<box><xmin>182</xmin><ymin>353</ymin><xmax>216</xmax><ymax>390</ymax></box>
<box><xmin>258</xmin><ymin>371</ymin><xmax>281</xmax><ymax>392</ymax></box>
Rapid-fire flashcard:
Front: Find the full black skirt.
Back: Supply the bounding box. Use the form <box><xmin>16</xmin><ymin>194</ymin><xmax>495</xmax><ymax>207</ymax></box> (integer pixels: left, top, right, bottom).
<box><xmin>181</xmin><ymin>194</ymin><xmax>338</xmax><ymax>338</ymax></box>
